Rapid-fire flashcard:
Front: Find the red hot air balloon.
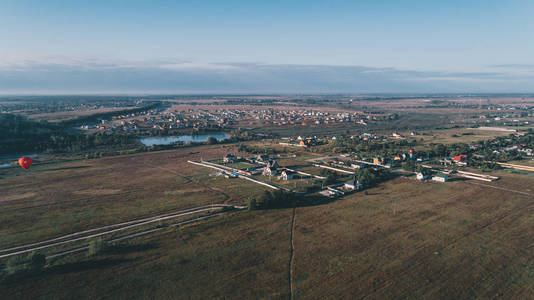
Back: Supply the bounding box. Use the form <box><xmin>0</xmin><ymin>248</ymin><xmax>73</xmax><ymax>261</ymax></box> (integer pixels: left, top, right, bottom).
<box><xmin>18</xmin><ymin>157</ymin><xmax>33</xmax><ymax>170</ymax></box>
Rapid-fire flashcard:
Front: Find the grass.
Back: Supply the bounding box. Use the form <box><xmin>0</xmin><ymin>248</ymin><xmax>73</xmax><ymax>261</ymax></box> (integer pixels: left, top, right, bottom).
<box><xmin>417</xmin><ymin>127</ymin><xmax>513</xmax><ymax>144</ymax></box>
<box><xmin>0</xmin><ymin>145</ymin><xmax>270</xmax><ymax>249</ymax></box>
<box><xmin>3</xmin><ymin>145</ymin><xmax>534</xmax><ymax>298</ymax></box>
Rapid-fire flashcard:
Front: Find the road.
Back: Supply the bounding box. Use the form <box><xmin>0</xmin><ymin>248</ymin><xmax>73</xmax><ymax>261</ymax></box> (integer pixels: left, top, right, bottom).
<box><xmin>0</xmin><ymin>204</ymin><xmax>235</xmax><ymax>259</ymax></box>
<box><xmin>46</xmin><ymin>212</ymin><xmax>231</xmax><ymax>260</ymax></box>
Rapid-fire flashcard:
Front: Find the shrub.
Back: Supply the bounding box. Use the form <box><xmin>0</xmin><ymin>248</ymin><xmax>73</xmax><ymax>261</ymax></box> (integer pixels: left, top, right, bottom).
<box><xmin>6</xmin><ymin>255</ymin><xmax>25</xmax><ymax>275</ymax></box>
<box><xmin>88</xmin><ymin>238</ymin><xmax>108</xmax><ymax>256</ymax></box>
<box><xmin>27</xmin><ymin>252</ymin><xmax>46</xmax><ymax>271</ymax></box>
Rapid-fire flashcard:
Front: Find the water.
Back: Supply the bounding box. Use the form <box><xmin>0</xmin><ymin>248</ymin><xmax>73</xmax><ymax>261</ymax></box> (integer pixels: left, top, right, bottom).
<box><xmin>0</xmin><ymin>163</ymin><xmax>10</xmax><ymax>168</ymax></box>
<box><xmin>140</xmin><ymin>133</ymin><xmax>230</xmax><ymax>146</ymax></box>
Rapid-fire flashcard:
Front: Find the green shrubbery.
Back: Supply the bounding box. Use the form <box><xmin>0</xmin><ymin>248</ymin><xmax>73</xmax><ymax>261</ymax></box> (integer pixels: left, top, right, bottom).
<box><xmin>88</xmin><ymin>238</ymin><xmax>108</xmax><ymax>257</ymax></box>
<box><xmin>5</xmin><ymin>252</ymin><xmax>46</xmax><ymax>275</ymax></box>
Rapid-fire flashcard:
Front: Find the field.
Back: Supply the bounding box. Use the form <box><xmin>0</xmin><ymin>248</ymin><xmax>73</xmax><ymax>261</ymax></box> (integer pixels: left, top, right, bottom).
<box><xmin>3</xmin><ymin>141</ymin><xmax>534</xmax><ymax>299</ymax></box>
<box><xmin>0</xmin><ymin>145</ymin><xmax>271</xmax><ymax>249</ymax></box>
<box><xmin>3</xmin><ymin>166</ymin><xmax>534</xmax><ymax>298</ymax></box>
<box><xmin>417</xmin><ymin>128</ymin><xmax>515</xmax><ymax>145</ymax></box>
<box><xmin>24</xmin><ymin>107</ymin><xmax>133</xmax><ymax>122</ymax></box>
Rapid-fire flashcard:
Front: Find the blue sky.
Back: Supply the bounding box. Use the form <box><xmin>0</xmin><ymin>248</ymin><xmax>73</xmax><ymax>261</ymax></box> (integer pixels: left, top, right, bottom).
<box><xmin>1</xmin><ymin>0</ymin><xmax>533</xmax><ymax>93</ymax></box>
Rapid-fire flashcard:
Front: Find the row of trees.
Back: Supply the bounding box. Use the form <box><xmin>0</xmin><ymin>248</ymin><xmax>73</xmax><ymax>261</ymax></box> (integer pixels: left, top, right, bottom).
<box><xmin>249</xmin><ymin>190</ymin><xmax>302</xmax><ymax>210</ymax></box>
<box><xmin>0</xmin><ymin>113</ymin><xmax>137</xmax><ymax>154</ymax></box>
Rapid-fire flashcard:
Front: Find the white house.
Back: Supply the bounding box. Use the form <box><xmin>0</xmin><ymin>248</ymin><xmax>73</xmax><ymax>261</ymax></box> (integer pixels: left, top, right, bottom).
<box><xmin>223</xmin><ymin>154</ymin><xmax>238</xmax><ymax>163</ymax></box>
<box><xmin>263</xmin><ymin>167</ymin><xmax>278</xmax><ymax>176</ymax></box>
<box><xmin>280</xmin><ymin>170</ymin><xmax>296</xmax><ymax>181</ymax></box>
<box><xmin>416</xmin><ymin>172</ymin><xmax>430</xmax><ymax>181</ymax></box>
<box><xmin>344</xmin><ymin>178</ymin><xmax>363</xmax><ymax>190</ymax></box>
<box><xmin>432</xmin><ymin>173</ymin><xmax>448</xmax><ymax>182</ymax></box>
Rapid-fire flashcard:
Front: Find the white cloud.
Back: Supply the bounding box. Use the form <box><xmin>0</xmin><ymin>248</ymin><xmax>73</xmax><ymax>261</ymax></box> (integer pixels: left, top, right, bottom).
<box><xmin>0</xmin><ymin>56</ymin><xmax>532</xmax><ymax>93</ymax></box>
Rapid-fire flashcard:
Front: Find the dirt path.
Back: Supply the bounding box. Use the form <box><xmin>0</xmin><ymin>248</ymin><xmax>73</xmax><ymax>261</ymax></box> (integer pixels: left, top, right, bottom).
<box><xmin>465</xmin><ymin>181</ymin><xmax>534</xmax><ymax>196</ymax></box>
<box><xmin>0</xmin><ymin>205</ymin><xmax>232</xmax><ymax>259</ymax></box>
<box><xmin>288</xmin><ymin>206</ymin><xmax>297</xmax><ymax>300</ymax></box>
<box><xmin>141</xmin><ymin>159</ymin><xmax>232</xmax><ymax>202</ymax></box>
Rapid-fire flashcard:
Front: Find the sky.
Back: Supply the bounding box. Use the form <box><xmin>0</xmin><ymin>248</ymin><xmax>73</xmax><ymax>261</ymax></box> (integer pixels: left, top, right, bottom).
<box><xmin>0</xmin><ymin>0</ymin><xmax>533</xmax><ymax>94</ymax></box>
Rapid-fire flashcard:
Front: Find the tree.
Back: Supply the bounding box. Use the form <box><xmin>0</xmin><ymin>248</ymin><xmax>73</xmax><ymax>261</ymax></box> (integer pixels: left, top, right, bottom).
<box><xmin>323</xmin><ymin>173</ymin><xmax>337</xmax><ymax>186</ymax></box>
<box><xmin>28</xmin><ymin>252</ymin><xmax>46</xmax><ymax>271</ymax></box>
<box><xmin>248</xmin><ymin>198</ymin><xmax>257</xmax><ymax>210</ymax></box>
<box><xmin>354</xmin><ymin>168</ymin><xmax>376</xmax><ymax>186</ymax></box>
<box><xmin>206</xmin><ymin>136</ymin><xmax>218</xmax><ymax>144</ymax></box>
<box><xmin>88</xmin><ymin>238</ymin><xmax>107</xmax><ymax>256</ymax></box>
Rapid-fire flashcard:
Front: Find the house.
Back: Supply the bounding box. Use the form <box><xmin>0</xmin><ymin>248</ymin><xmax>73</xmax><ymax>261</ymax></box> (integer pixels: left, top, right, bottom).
<box><xmin>373</xmin><ymin>157</ymin><xmax>385</xmax><ymax>165</ymax></box>
<box><xmin>416</xmin><ymin>172</ymin><xmax>430</xmax><ymax>181</ymax></box>
<box><xmin>453</xmin><ymin>155</ymin><xmax>467</xmax><ymax>162</ymax></box>
<box><xmin>344</xmin><ymin>178</ymin><xmax>363</xmax><ymax>190</ymax></box>
<box><xmin>453</xmin><ymin>154</ymin><xmax>468</xmax><ymax>166</ymax></box>
<box><xmin>263</xmin><ymin>167</ymin><xmax>278</xmax><ymax>176</ymax></box>
<box><xmin>223</xmin><ymin>154</ymin><xmax>238</xmax><ymax>163</ymax></box>
<box><xmin>280</xmin><ymin>170</ymin><xmax>296</xmax><ymax>180</ymax></box>
<box><xmin>432</xmin><ymin>173</ymin><xmax>448</xmax><ymax>183</ymax></box>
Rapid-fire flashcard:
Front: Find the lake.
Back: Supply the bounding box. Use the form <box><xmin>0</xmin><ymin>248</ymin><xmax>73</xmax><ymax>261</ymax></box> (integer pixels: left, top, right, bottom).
<box><xmin>140</xmin><ymin>133</ymin><xmax>230</xmax><ymax>146</ymax></box>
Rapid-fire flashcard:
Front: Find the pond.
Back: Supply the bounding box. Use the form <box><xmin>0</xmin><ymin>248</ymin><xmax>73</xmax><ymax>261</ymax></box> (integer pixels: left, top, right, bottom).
<box><xmin>140</xmin><ymin>133</ymin><xmax>230</xmax><ymax>146</ymax></box>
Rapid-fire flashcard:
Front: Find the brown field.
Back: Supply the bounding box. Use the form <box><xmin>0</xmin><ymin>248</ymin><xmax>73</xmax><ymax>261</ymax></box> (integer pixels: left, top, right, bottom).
<box><xmin>2</xmin><ymin>143</ymin><xmax>534</xmax><ymax>299</ymax></box>
<box><xmin>24</xmin><ymin>107</ymin><xmax>132</xmax><ymax>122</ymax></box>
<box><xmin>0</xmin><ymin>145</ymin><xmax>270</xmax><ymax>248</ymax></box>
<box><xmin>3</xmin><ymin>168</ymin><xmax>534</xmax><ymax>299</ymax></box>
<box><xmin>416</xmin><ymin>128</ymin><xmax>514</xmax><ymax>144</ymax></box>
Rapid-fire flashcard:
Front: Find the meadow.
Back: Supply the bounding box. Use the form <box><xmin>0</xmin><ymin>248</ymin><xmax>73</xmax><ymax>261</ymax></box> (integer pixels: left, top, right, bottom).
<box><xmin>2</xmin><ymin>145</ymin><xmax>534</xmax><ymax>299</ymax></box>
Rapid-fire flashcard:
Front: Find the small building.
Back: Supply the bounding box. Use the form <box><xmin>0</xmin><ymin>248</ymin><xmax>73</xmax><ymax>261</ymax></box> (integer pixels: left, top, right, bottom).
<box><xmin>263</xmin><ymin>167</ymin><xmax>278</xmax><ymax>176</ymax></box>
<box><xmin>344</xmin><ymin>178</ymin><xmax>363</xmax><ymax>190</ymax></box>
<box><xmin>453</xmin><ymin>155</ymin><xmax>467</xmax><ymax>162</ymax></box>
<box><xmin>373</xmin><ymin>157</ymin><xmax>385</xmax><ymax>165</ymax></box>
<box><xmin>432</xmin><ymin>173</ymin><xmax>448</xmax><ymax>183</ymax></box>
<box><xmin>223</xmin><ymin>154</ymin><xmax>238</xmax><ymax>163</ymax></box>
<box><xmin>280</xmin><ymin>170</ymin><xmax>296</xmax><ymax>181</ymax></box>
<box><xmin>416</xmin><ymin>172</ymin><xmax>430</xmax><ymax>181</ymax></box>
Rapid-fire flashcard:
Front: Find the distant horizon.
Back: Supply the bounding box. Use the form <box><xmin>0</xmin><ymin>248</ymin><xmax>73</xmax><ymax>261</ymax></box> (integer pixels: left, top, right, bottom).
<box><xmin>1</xmin><ymin>1</ymin><xmax>533</xmax><ymax>93</ymax></box>
<box><xmin>2</xmin><ymin>91</ymin><xmax>534</xmax><ymax>97</ymax></box>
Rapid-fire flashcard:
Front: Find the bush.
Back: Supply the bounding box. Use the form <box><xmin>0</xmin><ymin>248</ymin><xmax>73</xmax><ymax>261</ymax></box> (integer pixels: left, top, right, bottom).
<box><xmin>88</xmin><ymin>238</ymin><xmax>108</xmax><ymax>256</ymax></box>
<box><xmin>255</xmin><ymin>190</ymin><xmax>301</xmax><ymax>209</ymax></box>
<box><xmin>6</xmin><ymin>255</ymin><xmax>25</xmax><ymax>275</ymax></box>
<box><xmin>28</xmin><ymin>252</ymin><xmax>46</xmax><ymax>271</ymax></box>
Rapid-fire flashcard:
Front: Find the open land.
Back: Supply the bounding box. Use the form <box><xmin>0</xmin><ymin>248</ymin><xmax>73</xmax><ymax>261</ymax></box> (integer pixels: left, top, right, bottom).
<box><xmin>2</xmin><ymin>94</ymin><xmax>534</xmax><ymax>299</ymax></box>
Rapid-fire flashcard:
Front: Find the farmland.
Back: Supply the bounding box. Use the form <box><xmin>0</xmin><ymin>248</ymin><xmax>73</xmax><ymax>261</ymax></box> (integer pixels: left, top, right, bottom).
<box><xmin>0</xmin><ymin>145</ymin><xmax>270</xmax><ymax>249</ymax></box>
<box><xmin>2</xmin><ymin>162</ymin><xmax>534</xmax><ymax>298</ymax></box>
<box><xmin>2</xmin><ymin>95</ymin><xmax>534</xmax><ymax>299</ymax></box>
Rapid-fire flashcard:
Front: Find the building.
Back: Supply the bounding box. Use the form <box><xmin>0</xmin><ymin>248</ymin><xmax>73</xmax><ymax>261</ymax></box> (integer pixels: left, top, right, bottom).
<box><xmin>453</xmin><ymin>155</ymin><xmax>467</xmax><ymax>162</ymax></box>
<box><xmin>416</xmin><ymin>172</ymin><xmax>430</xmax><ymax>181</ymax></box>
<box><xmin>373</xmin><ymin>157</ymin><xmax>385</xmax><ymax>165</ymax></box>
<box><xmin>344</xmin><ymin>178</ymin><xmax>363</xmax><ymax>190</ymax></box>
<box><xmin>263</xmin><ymin>167</ymin><xmax>278</xmax><ymax>176</ymax></box>
<box><xmin>280</xmin><ymin>170</ymin><xmax>296</xmax><ymax>180</ymax></box>
<box><xmin>223</xmin><ymin>154</ymin><xmax>238</xmax><ymax>163</ymax></box>
<box><xmin>432</xmin><ymin>173</ymin><xmax>448</xmax><ymax>183</ymax></box>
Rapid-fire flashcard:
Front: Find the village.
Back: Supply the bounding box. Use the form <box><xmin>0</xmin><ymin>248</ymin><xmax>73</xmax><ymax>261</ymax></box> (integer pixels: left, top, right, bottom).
<box><xmin>78</xmin><ymin>105</ymin><xmax>397</xmax><ymax>134</ymax></box>
<box><xmin>186</xmin><ymin>125</ymin><xmax>534</xmax><ymax>205</ymax></box>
